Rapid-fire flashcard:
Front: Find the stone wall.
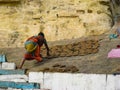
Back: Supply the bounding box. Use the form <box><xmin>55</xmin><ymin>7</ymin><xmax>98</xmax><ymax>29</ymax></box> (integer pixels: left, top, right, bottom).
<box><xmin>0</xmin><ymin>0</ymin><xmax>111</xmax><ymax>47</ymax></box>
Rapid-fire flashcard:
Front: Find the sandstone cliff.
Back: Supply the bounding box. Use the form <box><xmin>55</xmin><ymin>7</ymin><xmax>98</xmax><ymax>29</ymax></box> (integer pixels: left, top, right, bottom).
<box><xmin>0</xmin><ymin>0</ymin><xmax>113</xmax><ymax>47</ymax></box>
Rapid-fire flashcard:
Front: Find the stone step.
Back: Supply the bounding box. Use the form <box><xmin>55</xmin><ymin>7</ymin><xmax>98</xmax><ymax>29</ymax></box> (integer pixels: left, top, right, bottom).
<box><xmin>0</xmin><ymin>88</ymin><xmax>49</xmax><ymax>90</ymax></box>
<box><xmin>2</xmin><ymin>62</ymin><xmax>16</xmax><ymax>70</ymax></box>
<box><xmin>0</xmin><ymin>75</ymin><xmax>28</xmax><ymax>82</ymax></box>
<box><xmin>0</xmin><ymin>81</ymin><xmax>40</xmax><ymax>89</ymax></box>
<box><xmin>0</xmin><ymin>55</ymin><xmax>7</xmax><ymax>63</ymax></box>
<box><xmin>0</xmin><ymin>69</ymin><xmax>25</xmax><ymax>75</ymax></box>
<box><xmin>0</xmin><ymin>0</ymin><xmax>20</xmax><ymax>2</ymax></box>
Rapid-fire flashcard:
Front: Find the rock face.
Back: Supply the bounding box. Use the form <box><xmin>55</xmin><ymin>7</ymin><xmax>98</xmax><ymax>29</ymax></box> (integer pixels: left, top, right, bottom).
<box><xmin>0</xmin><ymin>0</ymin><xmax>111</xmax><ymax>47</ymax></box>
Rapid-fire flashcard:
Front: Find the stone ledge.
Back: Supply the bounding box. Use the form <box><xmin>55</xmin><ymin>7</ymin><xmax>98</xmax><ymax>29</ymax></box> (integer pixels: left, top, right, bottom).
<box><xmin>0</xmin><ymin>81</ymin><xmax>40</xmax><ymax>89</ymax></box>
<box><xmin>0</xmin><ymin>75</ymin><xmax>28</xmax><ymax>82</ymax></box>
<box><xmin>0</xmin><ymin>0</ymin><xmax>20</xmax><ymax>2</ymax></box>
<box><xmin>2</xmin><ymin>62</ymin><xmax>16</xmax><ymax>70</ymax></box>
<box><xmin>0</xmin><ymin>69</ymin><xmax>25</xmax><ymax>75</ymax></box>
<box><xmin>0</xmin><ymin>55</ymin><xmax>7</xmax><ymax>63</ymax></box>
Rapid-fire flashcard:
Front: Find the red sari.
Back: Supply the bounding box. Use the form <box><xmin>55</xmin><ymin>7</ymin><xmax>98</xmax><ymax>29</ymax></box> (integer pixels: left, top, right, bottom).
<box><xmin>24</xmin><ymin>35</ymin><xmax>44</xmax><ymax>62</ymax></box>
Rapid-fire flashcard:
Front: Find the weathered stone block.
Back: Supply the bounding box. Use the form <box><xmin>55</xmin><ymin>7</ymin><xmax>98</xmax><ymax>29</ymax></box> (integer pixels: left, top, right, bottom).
<box><xmin>8</xmin><ymin>88</ymin><xmax>22</xmax><ymax>90</ymax></box>
<box><xmin>0</xmin><ymin>0</ymin><xmax>20</xmax><ymax>2</ymax></box>
<box><xmin>0</xmin><ymin>75</ymin><xmax>28</xmax><ymax>82</ymax></box>
<box><xmin>0</xmin><ymin>88</ymin><xmax>6</xmax><ymax>90</ymax></box>
<box><xmin>0</xmin><ymin>69</ymin><xmax>25</xmax><ymax>75</ymax></box>
<box><xmin>29</xmin><ymin>72</ymin><xmax>43</xmax><ymax>88</ymax></box>
<box><xmin>0</xmin><ymin>81</ymin><xmax>40</xmax><ymax>89</ymax></box>
<box><xmin>2</xmin><ymin>62</ymin><xmax>16</xmax><ymax>70</ymax></box>
<box><xmin>0</xmin><ymin>55</ymin><xmax>7</xmax><ymax>63</ymax></box>
<box><xmin>0</xmin><ymin>63</ymin><xmax>1</xmax><ymax>69</ymax></box>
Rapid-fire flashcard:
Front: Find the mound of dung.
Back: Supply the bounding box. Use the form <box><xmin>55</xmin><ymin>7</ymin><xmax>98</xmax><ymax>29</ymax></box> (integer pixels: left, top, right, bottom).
<box><xmin>41</xmin><ymin>63</ymin><xmax>79</xmax><ymax>73</ymax></box>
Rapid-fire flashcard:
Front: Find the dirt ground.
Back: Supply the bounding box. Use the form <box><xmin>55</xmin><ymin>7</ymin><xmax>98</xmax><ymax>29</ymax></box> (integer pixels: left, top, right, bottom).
<box><xmin>1</xmin><ymin>33</ymin><xmax>120</xmax><ymax>74</ymax></box>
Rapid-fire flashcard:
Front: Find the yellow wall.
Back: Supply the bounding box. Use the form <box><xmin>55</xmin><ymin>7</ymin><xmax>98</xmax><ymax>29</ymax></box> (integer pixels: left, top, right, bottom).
<box><xmin>0</xmin><ymin>0</ymin><xmax>111</xmax><ymax>47</ymax></box>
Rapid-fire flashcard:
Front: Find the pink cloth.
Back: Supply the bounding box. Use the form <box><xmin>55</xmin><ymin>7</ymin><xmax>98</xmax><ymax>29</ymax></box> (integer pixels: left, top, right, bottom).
<box><xmin>108</xmin><ymin>49</ymin><xmax>120</xmax><ymax>58</ymax></box>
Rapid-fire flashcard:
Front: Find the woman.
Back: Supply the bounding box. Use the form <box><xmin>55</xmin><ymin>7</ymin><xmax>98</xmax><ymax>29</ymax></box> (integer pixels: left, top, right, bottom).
<box><xmin>19</xmin><ymin>32</ymin><xmax>50</xmax><ymax>69</ymax></box>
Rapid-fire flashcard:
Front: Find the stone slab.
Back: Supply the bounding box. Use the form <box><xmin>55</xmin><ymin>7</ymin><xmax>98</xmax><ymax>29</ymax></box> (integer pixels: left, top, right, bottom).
<box><xmin>0</xmin><ymin>0</ymin><xmax>20</xmax><ymax>2</ymax></box>
<box><xmin>0</xmin><ymin>69</ymin><xmax>25</xmax><ymax>75</ymax></box>
<box><xmin>29</xmin><ymin>72</ymin><xmax>43</xmax><ymax>88</ymax></box>
<box><xmin>0</xmin><ymin>75</ymin><xmax>28</xmax><ymax>82</ymax></box>
<box><xmin>0</xmin><ymin>55</ymin><xmax>7</xmax><ymax>63</ymax></box>
<box><xmin>0</xmin><ymin>81</ymin><xmax>40</xmax><ymax>89</ymax></box>
<box><xmin>2</xmin><ymin>62</ymin><xmax>16</xmax><ymax>70</ymax></box>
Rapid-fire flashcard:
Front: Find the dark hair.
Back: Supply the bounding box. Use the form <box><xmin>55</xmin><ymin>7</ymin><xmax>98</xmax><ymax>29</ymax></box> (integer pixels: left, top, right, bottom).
<box><xmin>38</xmin><ymin>32</ymin><xmax>44</xmax><ymax>37</ymax></box>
